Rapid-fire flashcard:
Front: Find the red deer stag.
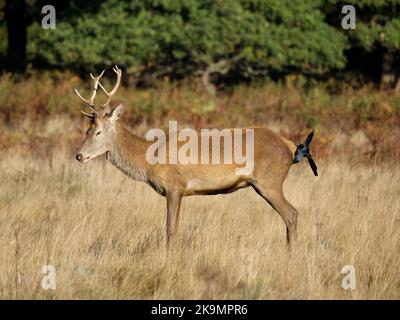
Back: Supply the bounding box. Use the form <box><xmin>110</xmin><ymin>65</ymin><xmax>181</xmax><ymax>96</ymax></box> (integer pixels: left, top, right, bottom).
<box><xmin>75</xmin><ymin>66</ymin><xmax>318</xmax><ymax>247</ymax></box>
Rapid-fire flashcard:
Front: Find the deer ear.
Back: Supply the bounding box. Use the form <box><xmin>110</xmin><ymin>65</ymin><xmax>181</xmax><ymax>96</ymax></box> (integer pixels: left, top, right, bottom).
<box><xmin>108</xmin><ymin>104</ymin><xmax>124</xmax><ymax>123</ymax></box>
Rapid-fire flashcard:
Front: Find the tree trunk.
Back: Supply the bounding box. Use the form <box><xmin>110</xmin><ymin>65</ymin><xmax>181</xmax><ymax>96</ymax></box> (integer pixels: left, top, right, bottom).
<box><xmin>5</xmin><ymin>0</ymin><xmax>27</xmax><ymax>72</ymax></box>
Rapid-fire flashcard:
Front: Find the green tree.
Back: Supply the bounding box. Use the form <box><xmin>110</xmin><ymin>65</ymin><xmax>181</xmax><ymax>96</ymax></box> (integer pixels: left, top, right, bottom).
<box><xmin>29</xmin><ymin>0</ymin><xmax>347</xmax><ymax>86</ymax></box>
<box><xmin>327</xmin><ymin>1</ymin><xmax>400</xmax><ymax>86</ymax></box>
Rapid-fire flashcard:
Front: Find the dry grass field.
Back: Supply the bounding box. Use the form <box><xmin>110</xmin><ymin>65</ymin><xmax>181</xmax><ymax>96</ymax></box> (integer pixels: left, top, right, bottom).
<box><xmin>0</xmin><ymin>146</ymin><xmax>399</xmax><ymax>299</ymax></box>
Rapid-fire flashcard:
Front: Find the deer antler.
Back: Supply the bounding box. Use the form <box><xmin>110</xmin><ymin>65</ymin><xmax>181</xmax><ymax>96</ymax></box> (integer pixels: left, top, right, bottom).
<box><xmin>98</xmin><ymin>65</ymin><xmax>122</xmax><ymax>115</ymax></box>
<box><xmin>75</xmin><ymin>70</ymin><xmax>105</xmax><ymax>118</ymax></box>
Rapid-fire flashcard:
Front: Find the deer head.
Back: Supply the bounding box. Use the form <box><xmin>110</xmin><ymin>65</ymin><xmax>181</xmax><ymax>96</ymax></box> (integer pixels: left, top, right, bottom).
<box><xmin>75</xmin><ymin>66</ymin><xmax>124</xmax><ymax>163</ymax></box>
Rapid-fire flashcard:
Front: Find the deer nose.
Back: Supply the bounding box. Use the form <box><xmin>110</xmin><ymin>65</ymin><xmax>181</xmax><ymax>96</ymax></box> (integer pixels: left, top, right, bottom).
<box><xmin>76</xmin><ymin>153</ymin><xmax>83</xmax><ymax>161</ymax></box>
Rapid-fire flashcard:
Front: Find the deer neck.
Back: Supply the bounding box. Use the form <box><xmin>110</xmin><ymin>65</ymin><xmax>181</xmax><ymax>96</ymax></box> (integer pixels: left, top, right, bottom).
<box><xmin>107</xmin><ymin>124</ymin><xmax>149</xmax><ymax>182</ymax></box>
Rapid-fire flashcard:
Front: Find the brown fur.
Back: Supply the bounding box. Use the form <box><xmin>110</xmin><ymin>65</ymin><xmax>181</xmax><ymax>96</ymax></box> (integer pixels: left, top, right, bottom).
<box><xmin>78</xmin><ymin>118</ymin><xmax>299</xmax><ymax>247</ymax></box>
<box><xmin>75</xmin><ymin>67</ymin><xmax>300</xmax><ymax>247</ymax></box>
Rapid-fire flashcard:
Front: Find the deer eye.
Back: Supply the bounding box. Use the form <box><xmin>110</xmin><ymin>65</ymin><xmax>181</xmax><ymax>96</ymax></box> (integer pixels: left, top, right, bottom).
<box><xmin>96</xmin><ymin>131</ymin><xmax>102</xmax><ymax>136</ymax></box>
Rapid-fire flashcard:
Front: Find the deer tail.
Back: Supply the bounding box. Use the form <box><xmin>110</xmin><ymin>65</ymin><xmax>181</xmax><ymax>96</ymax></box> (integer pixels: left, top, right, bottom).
<box><xmin>292</xmin><ymin>131</ymin><xmax>318</xmax><ymax>176</ymax></box>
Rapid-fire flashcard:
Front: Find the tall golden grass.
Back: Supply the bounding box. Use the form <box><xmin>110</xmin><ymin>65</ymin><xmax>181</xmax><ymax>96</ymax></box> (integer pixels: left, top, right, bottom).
<box><xmin>0</xmin><ymin>144</ymin><xmax>398</xmax><ymax>299</ymax></box>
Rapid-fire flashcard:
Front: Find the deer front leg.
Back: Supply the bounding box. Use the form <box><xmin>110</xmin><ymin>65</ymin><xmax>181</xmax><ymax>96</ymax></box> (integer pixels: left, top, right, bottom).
<box><xmin>166</xmin><ymin>191</ymin><xmax>183</xmax><ymax>249</ymax></box>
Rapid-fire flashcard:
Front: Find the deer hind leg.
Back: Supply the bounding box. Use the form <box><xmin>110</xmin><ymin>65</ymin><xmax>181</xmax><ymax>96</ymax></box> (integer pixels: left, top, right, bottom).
<box><xmin>166</xmin><ymin>191</ymin><xmax>183</xmax><ymax>249</ymax></box>
<box><xmin>252</xmin><ymin>183</ymin><xmax>298</xmax><ymax>244</ymax></box>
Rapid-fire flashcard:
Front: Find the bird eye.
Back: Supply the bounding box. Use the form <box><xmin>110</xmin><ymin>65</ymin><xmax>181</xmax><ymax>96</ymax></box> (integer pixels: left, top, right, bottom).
<box><xmin>96</xmin><ymin>131</ymin><xmax>102</xmax><ymax>136</ymax></box>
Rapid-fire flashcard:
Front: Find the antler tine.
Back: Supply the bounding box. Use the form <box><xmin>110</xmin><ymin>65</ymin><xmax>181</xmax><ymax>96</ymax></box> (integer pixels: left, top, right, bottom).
<box><xmin>80</xmin><ymin>110</ymin><xmax>93</xmax><ymax>118</ymax></box>
<box><xmin>75</xmin><ymin>69</ymin><xmax>105</xmax><ymax>116</ymax></box>
<box><xmin>98</xmin><ymin>65</ymin><xmax>122</xmax><ymax>108</ymax></box>
<box><xmin>87</xmin><ymin>70</ymin><xmax>105</xmax><ymax>107</ymax></box>
<box><xmin>74</xmin><ymin>88</ymin><xmax>91</xmax><ymax>106</ymax></box>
